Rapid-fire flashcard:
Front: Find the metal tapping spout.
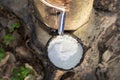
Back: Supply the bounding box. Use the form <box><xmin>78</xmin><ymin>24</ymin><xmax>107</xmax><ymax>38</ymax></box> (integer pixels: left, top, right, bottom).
<box><xmin>40</xmin><ymin>0</ymin><xmax>66</xmax><ymax>35</ymax></box>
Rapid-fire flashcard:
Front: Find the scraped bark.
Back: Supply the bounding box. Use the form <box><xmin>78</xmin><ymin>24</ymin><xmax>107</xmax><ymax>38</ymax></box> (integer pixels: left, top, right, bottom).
<box><xmin>33</xmin><ymin>0</ymin><xmax>94</xmax><ymax>30</ymax></box>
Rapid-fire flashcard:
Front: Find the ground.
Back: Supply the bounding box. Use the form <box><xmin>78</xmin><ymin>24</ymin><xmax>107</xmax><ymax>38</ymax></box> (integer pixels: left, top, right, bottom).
<box><xmin>0</xmin><ymin>0</ymin><xmax>120</xmax><ymax>80</ymax></box>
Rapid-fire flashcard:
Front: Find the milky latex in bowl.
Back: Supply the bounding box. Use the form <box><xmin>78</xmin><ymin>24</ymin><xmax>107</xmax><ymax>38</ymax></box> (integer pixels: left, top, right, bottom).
<box><xmin>47</xmin><ymin>35</ymin><xmax>83</xmax><ymax>70</ymax></box>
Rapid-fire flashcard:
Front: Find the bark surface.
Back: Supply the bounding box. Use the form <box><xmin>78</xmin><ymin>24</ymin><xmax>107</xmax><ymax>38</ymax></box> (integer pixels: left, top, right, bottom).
<box><xmin>0</xmin><ymin>0</ymin><xmax>119</xmax><ymax>80</ymax></box>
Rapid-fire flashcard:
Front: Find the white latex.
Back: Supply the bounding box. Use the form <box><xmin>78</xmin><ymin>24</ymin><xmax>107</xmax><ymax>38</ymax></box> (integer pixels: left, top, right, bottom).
<box><xmin>48</xmin><ymin>35</ymin><xmax>83</xmax><ymax>70</ymax></box>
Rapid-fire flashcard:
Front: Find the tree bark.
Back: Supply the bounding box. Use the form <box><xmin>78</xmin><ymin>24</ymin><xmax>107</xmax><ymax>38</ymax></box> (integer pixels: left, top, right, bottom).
<box><xmin>0</xmin><ymin>0</ymin><xmax>119</xmax><ymax>80</ymax></box>
<box><xmin>33</xmin><ymin>0</ymin><xmax>94</xmax><ymax>30</ymax></box>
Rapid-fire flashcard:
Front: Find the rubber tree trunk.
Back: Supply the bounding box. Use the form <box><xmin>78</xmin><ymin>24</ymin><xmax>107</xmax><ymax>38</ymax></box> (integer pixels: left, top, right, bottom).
<box><xmin>33</xmin><ymin>0</ymin><xmax>94</xmax><ymax>30</ymax></box>
<box><xmin>0</xmin><ymin>0</ymin><xmax>119</xmax><ymax>80</ymax></box>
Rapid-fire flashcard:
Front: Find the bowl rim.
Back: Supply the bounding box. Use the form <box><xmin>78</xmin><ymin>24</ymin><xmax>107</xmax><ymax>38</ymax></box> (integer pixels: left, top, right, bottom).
<box><xmin>45</xmin><ymin>33</ymin><xmax>87</xmax><ymax>70</ymax></box>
